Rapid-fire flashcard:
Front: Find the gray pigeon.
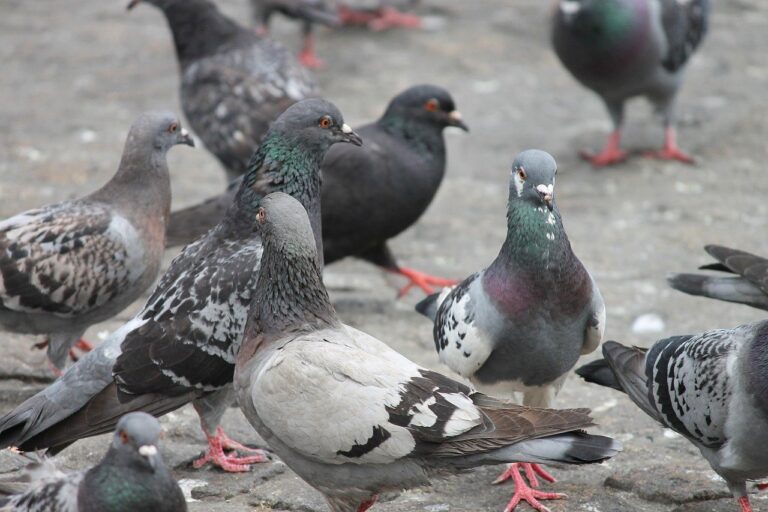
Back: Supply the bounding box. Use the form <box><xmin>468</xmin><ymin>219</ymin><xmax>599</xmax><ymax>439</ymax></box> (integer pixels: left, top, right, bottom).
<box><xmin>167</xmin><ymin>84</ymin><xmax>467</xmax><ymax>297</ymax></box>
<box><xmin>576</xmin><ymin>325</ymin><xmax>768</xmax><ymax>512</ymax></box>
<box><xmin>129</xmin><ymin>0</ymin><xmax>318</xmax><ymax>181</ymax></box>
<box><xmin>0</xmin><ymin>412</ymin><xmax>186</xmax><ymax>512</ymax></box>
<box><xmin>667</xmin><ymin>245</ymin><xmax>768</xmax><ymax>311</ymax></box>
<box><xmin>252</xmin><ymin>0</ymin><xmax>340</xmax><ymax>69</ymax></box>
<box><xmin>0</xmin><ymin>112</ymin><xmax>192</xmax><ymax>372</ymax></box>
<box><xmin>415</xmin><ymin>150</ymin><xmax>605</xmax><ymax>510</ymax></box>
<box><xmin>234</xmin><ymin>191</ymin><xmax>621</xmax><ymax>512</ymax></box>
<box><xmin>551</xmin><ymin>0</ymin><xmax>710</xmax><ymax>166</ymax></box>
<box><xmin>0</xmin><ymin>99</ymin><xmax>360</xmax><ymax>473</ymax></box>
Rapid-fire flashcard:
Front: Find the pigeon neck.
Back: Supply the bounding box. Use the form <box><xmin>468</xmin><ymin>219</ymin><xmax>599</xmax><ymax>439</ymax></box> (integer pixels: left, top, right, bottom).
<box><xmin>161</xmin><ymin>1</ymin><xmax>245</xmax><ymax>64</ymax></box>
<box><xmin>231</xmin><ymin>133</ymin><xmax>324</xmax><ymax>258</ymax></box>
<box><xmin>250</xmin><ymin>237</ymin><xmax>339</xmax><ymax>340</ymax></box>
<box><xmin>492</xmin><ymin>199</ymin><xmax>572</xmax><ymax>272</ymax></box>
<box><xmin>377</xmin><ymin>115</ymin><xmax>446</xmax><ymax>160</ymax></box>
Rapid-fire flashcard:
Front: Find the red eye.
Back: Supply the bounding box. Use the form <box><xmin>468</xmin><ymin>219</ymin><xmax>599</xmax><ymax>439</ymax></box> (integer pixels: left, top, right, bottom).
<box><xmin>319</xmin><ymin>116</ymin><xmax>332</xmax><ymax>128</ymax></box>
<box><xmin>167</xmin><ymin>122</ymin><xmax>178</xmax><ymax>133</ymax></box>
<box><xmin>256</xmin><ymin>208</ymin><xmax>266</xmax><ymax>224</ymax></box>
<box><xmin>425</xmin><ymin>99</ymin><xmax>439</xmax><ymax>112</ymax></box>
<box><xmin>119</xmin><ymin>431</ymin><xmax>129</xmax><ymax>444</ymax></box>
<box><xmin>517</xmin><ymin>167</ymin><xmax>527</xmax><ymax>180</ymax></box>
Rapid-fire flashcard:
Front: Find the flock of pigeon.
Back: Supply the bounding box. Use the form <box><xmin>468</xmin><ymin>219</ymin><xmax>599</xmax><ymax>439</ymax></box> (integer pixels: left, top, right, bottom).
<box><xmin>5</xmin><ymin>0</ymin><xmax>766</xmax><ymax>512</ymax></box>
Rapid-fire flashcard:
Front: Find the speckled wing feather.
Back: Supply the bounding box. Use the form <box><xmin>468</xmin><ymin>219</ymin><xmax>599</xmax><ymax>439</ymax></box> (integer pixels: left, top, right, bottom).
<box><xmin>0</xmin><ymin>460</ymin><xmax>83</xmax><ymax>512</ymax></box>
<box><xmin>181</xmin><ymin>41</ymin><xmax>317</xmax><ymax>176</ymax></box>
<box><xmin>0</xmin><ymin>202</ymin><xmax>148</xmax><ymax>319</ymax></box>
<box><xmin>659</xmin><ymin>0</ymin><xmax>710</xmax><ymax>72</ymax></box>
<box><xmin>113</xmin><ymin>232</ymin><xmax>262</xmax><ymax>398</ymax></box>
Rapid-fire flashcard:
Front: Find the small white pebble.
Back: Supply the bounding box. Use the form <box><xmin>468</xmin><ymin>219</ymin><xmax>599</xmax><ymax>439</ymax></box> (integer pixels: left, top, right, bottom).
<box><xmin>79</xmin><ymin>130</ymin><xmax>97</xmax><ymax>143</ymax></box>
<box><xmin>17</xmin><ymin>146</ymin><xmax>44</xmax><ymax>162</ymax></box>
<box><xmin>632</xmin><ymin>313</ymin><xmax>665</xmax><ymax>334</ymax></box>
<box><xmin>663</xmin><ymin>428</ymin><xmax>681</xmax><ymax>439</ymax></box>
<box><xmin>424</xmin><ymin>505</ymin><xmax>450</xmax><ymax>512</ymax></box>
<box><xmin>97</xmin><ymin>330</ymin><xmax>110</xmax><ymax>341</ymax></box>
<box><xmin>177</xmin><ymin>478</ymin><xmax>208</xmax><ymax>502</ymax></box>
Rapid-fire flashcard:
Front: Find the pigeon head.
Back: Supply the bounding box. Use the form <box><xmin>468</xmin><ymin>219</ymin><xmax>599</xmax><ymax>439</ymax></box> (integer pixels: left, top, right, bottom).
<box><xmin>268</xmin><ymin>98</ymin><xmax>362</xmax><ymax>151</ymax></box>
<box><xmin>256</xmin><ymin>192</ymin><xmax>318</xmax><ymax>261</ymax></box>
<box><xmin>111</xmin><ymin>412</ymin><xmax>164</xmax><ymax>472</ymax></box>
<box><xmin>382</xmin><ymin>84</ymin><xmax>468</xmax><ymax>132</ymax></box>
<box><xmin>509</xmin><ymin>149</ymin><xmax>557</xmax><ymax>212</ymax></box>
<box><xmin>127</xmin><ymin>111</ymin><xmax>194</xmax><ymax>153</ymax></box>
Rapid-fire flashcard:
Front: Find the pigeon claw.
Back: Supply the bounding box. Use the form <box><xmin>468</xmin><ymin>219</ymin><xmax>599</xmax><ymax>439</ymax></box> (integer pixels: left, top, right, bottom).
<box><xmin>356</xmin><ymin>496</ymin><xmax>378</xmax><ymax>512</ymax></box>
<box><xmin>394</xmin><ymin>267</ymin><xmax>457</xmax><ymax>298</ymax></box>
<box><xmin>299</xmin><ymin>50</ymin><xmax>325</xmax><ymax>69</ymax></box>
<box><xmin>74</xmin><ymin>338</ymin><xmax>94</xmax><ymax>351</ymax></box>
<box><xmin>642</xmin><ymin>146</ymin><xmax>695</xmax><ymax>164</ymax></box>
<box><xmin>580</xmin><ymin>129</ymin><xmax>628</xmax><ymax>167</ymax></box>
<box><xmin>494</xmin><ymin>463</ymin><xmax>565</xmax><ymax>512</ymax></box>
<box><xmin>338</xmin><ymin>6</ymin><xmax>421</xmax><ymax>31</ymax></box>
<box><xmin>738</xmin><ymin>496</ymin><xmax>753</xmax><ymax>512</ymax></box>
<box><xmin>193</xmin><ymin>426</ymin><xmax>269</xmax><ymax>472</ymax></box>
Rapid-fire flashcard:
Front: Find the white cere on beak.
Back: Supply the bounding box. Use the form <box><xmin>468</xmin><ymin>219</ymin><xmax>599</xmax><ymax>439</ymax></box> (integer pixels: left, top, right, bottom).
<box><xmin>181</xmin><ymin>128</ymin><xmax>190</xmax><ymax>138</ymax></box>
<box><xmin>139</xmin><ymin>445</ymin><xmax>158</xmax><ymax>458</ymax></box>
<box><xmin>560</xmin><ymin>0</ymin><xmax>581</xmax><ymax>15</ymax></box>
<box><xmin>448</xmin><ymin>111</ymin><xmax>463</xmax><ymax>122</ymax></box>
<box><xmin>341</xmin><ymin>124</ymin><xmax>352</xmax><ymax>134</ymax></box>
<box><xmin>536</xmin><ymin>184</ymin><xmax>554</xmax><ymax>197</ymax></box>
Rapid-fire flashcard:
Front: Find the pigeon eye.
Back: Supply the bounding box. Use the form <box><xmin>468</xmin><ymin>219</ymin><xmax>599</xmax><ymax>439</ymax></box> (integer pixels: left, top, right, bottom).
<box><xmin>167</xmin><ymin>122</ymin><xmax>178</xmax><ymax>133</ymax></box>
<box><xmin>119</xmin><ymin>431</ymin><xmax>129</xmax><ymax>444</ymax></box>
<box><xmin>256</xmin><ymin>207</ymin><xmax>266</xmax><ymax>224</ymax></box>
<box><xmin>319</xmin><ymin>116</ymin><xmax>332</xmax><ymax>129</ymax></box>
<box><xmin>517</xmin><ymin>168</ymin><xmax>527</xmax><ymax>181</ymax></box>
<box><xmin>424</xmin><ymin>99</ymin><xmax>439</xmax><ymax>112</ymax></box>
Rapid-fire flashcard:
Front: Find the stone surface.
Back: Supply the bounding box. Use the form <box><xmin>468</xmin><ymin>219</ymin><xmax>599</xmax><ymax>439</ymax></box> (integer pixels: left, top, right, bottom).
<box><xmin>2</xmin><ymin>0</ymin><xmax>768</xmax><ymax>510</ymax></box>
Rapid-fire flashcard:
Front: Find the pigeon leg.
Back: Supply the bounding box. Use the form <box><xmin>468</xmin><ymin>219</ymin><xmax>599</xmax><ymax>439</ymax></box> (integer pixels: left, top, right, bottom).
<box><xmin>192</xmin><ymin>426</ymin><xmax>269</xmax><ymax>472</ymax></box>
<box><xmin>738</xmin><ymin>496</ymin><xmax>753</xmax><ymax>512</ymax></box>
<box><xmin>356</xmin><ymin>496</ymin><xmax>378</xmax><ymax>512</ymax></box>
<box><xmin>74</xmin><ymin>338</ymin><xmax>94</xmax><ymax>351</ymax></box>
<box><xmin>642</xmin><ymin>127</ymin><xmax>694</xmax><ymax>164</ymax></box>
<box><xmin>493</xmin><ymin>463</ymin><xmax>565</xmax><ymax>512</ymax></box>
<box><xmin>392</xmin><ymin>267</ymin><xmax>458</xmax><ymax>298</ymax></box>
<box><xmin>757</xmin><ymin>482</ymin><xmax>768</xmax><ymax>490</ymax></box>
<box><xmin>298</xmin><ymin>33</ymin><xmax>324</xmax><ymax>69</ymax></box>
<box><xmin>580</xmin><ymin>129</ymin><xmax>628</xmax><ymax>167</ymax></box>
<box><xmin>368</xmin><ymin>8</ymin><xmax>422</xmax><ymax>31</ymax></box>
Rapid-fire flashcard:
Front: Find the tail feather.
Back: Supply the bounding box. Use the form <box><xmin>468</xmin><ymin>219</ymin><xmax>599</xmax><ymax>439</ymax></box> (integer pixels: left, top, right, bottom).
<box><xmin>600</xmin><ymin>341</ymin><xmax>661</xmax><ymax>423</ymax></box>
<box><xmin>575</xmin><ymin>359</ymin><xmax>622</xmax><ymax>392</ymax></box>
<box><xmin>666</xmin><ymin>273</ymin><xmax>768</xmax><ymax>311</ymax></box>
<box><xmin>414</xmin><ymin>292</ymin><xmax>440</xmax><ymax>320</ymax></box>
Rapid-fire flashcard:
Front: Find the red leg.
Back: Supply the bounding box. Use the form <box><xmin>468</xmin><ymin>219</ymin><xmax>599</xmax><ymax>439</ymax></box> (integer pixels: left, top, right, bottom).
<box><xmin>192</xmin><ymin>427</ymin><xmax>269</xmax><ymax>472</ymax></box>
<box><xmin>298</xmin><ymin>33</ymin><xmax>324</xmax><ymax>69</ymax></box>
<box><xmin>493</xmin><ymin>463</ymin><xmax>565</xmax><ymax>512</ymax></box>
<box><xmin>738</xmin><ymin>496</ymin><xmax>753</xmax><ymax>512</ymax></box>
<box><xmin>357</xmin><ymin>495</ymin><xmax>378</xmax><ymax>512</ymax></box>
<box><xmin>74</xmin><ymin>339</ymin><xmax>93</xmax><ymax>351</ymax></box>
<box><xmin>368</xmin><ymin>7</ymin><xmax>422</xmax><ymax>31</ymax></box>
<box><xmin>642</xmin><ymin>126</ymin><xmax>694</xmax><ymax>163</ymax></box>
<box><xmin>580</xmin><ymin>129</ymin><xmax>628</xmax><ymax>167</ymax></box>
<box><xmin>391</xmin><ymin>267</ymin><xmax>457</xmax><ymax>298</ymax></box>
<box><xmin>494</xmin><ymin>463</ymin><xmax>556</xmax><ymax>489</ymax></box>
<box><xmin>757</xmin><ymin>482</ymin><xmax>768</xmax><ymax>490</ymax></box>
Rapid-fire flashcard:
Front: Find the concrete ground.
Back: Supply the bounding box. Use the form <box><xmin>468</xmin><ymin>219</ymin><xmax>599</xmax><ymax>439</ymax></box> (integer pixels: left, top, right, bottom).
<box><xmin>1</xmin><ymin>0</ymin><xmax>768</xmax><ymax>510</ymax></box>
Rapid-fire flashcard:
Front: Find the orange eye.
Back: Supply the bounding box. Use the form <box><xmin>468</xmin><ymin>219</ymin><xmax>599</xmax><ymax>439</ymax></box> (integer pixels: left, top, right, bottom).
<box><xmin>319</xmin><ymin>116</ymin><xmax>332</xmax><ymax>129</ymax></box>
<box><xmin>517</xmin><ymin>167</ymin><xmax>527</xmax><ymax>181</ymax></box>
<box><xmin>168</xmin><ymin>122</ymin><xmax>178</xmax><ymax>133</ymax></box>
<box><xmin>425</xmin><ymin>99</ymin><xmax>439</xmax><ymax>112</ymax></box>
<box><xmin>119</xmin><ymin>431</ymin><xmax>129</xmax><ymax>444</ymax></box>
<box><xmin>256</xmin><ymin>207</ymin><xmax>266</xmax><ymax>224</ymax></box>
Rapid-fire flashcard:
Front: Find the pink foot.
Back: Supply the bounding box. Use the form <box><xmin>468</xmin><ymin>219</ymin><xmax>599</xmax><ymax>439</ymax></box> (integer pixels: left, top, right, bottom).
<box><xmin>493</xmin><ymin>463</ymin><xmax>565</xmax><ymax>512</ymax></box>
<box><xmin>757</xmin><ymin>482</ymin><xmax>768</xmax><ymax>491</ymax></box>
<box><xmin>392</xmin><ymin>267</ymin><xmax>457</xmax><ymax>298</ymax></box>
<box><xmin>74</xmin><ymin>338</ymin><xmax>93</xmax><ymax>351</ymax></box>
<box><xmin>642</xmin><ymin>127</ymin><xmax>694</xmax><ymax>164</ymax></box>
<box><xmin>738</xmin><ymin>496</ymin><xmax>753</xmax><ymax>512</ymax></box>
<box><xmin>298</xmin><ymin>34</ymin><xmax>324</xmax><ymax>69</ymax></box>
<box><xmin>368</xmin><ymin>7</ymin><xmax>422</xmax><ymax>31</ymax></box>
<box><xmin>357</xmin><ymin>495</ymin><xmax>378</xmax><ymax>512</ymax></box>
<box><xmin>192</xmin><ymin>427</ymin><xmax>269</xmax><ymax>472</ymax></box>
<box><xmin>580</xmin><ymin>130</ymin><xmax>628</xmax><ymax>167</ymax></box>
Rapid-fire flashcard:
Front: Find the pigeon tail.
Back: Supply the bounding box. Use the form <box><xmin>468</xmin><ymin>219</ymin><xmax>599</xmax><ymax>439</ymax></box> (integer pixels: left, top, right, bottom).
<box><xmin>575</xmin><ymin>359</ymin><xmax>622</xmax><ymax>392</ymax></box>
<box><xmin>599</xmin><ymin>341</ymin><xmax>662</xmax><ymax>423</ymax></box>
<box><xmin>414</xmin><ymin>292</ymin><xmax>440</xmax><ymax>320</ymax></box>
<box><xmin>666</xmin><ymin>273</ymin><xmax>768</xmax><ymax>311</ymax></box>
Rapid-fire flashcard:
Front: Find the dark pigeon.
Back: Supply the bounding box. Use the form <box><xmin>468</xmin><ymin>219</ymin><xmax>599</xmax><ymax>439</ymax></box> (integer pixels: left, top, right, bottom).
<box><xmin>577</xmin><ymin>325</ymin><xmax>768</xmax><ymax>512</ymax></box>
<box><xmin>129</xmin><ymin>0</ymin><xmax>318</xmax><ymax>181</ymax></box>
<box><xmin>0</xmin><ymin>412</ymin><xmax>186</xmax><ymax>512</ymax></box>
<box><xmin>552</xmin><ymin>0</ymin><xmax>710</xmax><ymax>165</ymax></box>
<box><xmin>667</xmin><ymin>244</ymin><xmax>768</xmax><ymax>311</ymax></box>
<box><xmin>234</xmin><ymin>192</ymin><xmax>621</xmax><ymax>512</ymax></box>
<box><xmin>167</xmin><ymin>84</ymin><xmax>467</xmax><ymax>297</ymax></box>
<box><xmin>0</xmin><ymin>99</ymin><xmax>361</xmax><ymax>474</ymax></box>
<box><xmin>415</xmin><ymin>150</ymin><xmax>605</xmax><ymax>511</ymax></box>
<box><xmin>0</xmin><ymin>112</ymin><xmax>192</xmax><ymax>372</ymax></box>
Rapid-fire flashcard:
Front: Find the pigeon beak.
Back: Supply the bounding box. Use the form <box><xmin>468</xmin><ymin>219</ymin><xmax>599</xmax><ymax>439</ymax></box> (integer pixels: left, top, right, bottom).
<box><xmin>178</xmin><ymin>128</ymin><xmax>195</xmax><ymax>147</ymax></box>
<box><xmin>138</xmin><ymin>444</ymin><xmax>159</xmax><ymax>471</ymax></box>
<box><xmin>126</xmin><ymin>0</ymin><xmax>142</xmax><ymax>10</ymax></box>
<box><xmin>536</xmin><ymin>184</ymin><xmax>554</xmax><ymax>211</ymax></box>
<box><xmin>339</xmin><ymin>124</ymin><xmax>363</xmax><ymax>146</ymax></box>
<box><xmin>447</xmin><ymin>111</ymin><xmax>469</xmax><ymax>132</ymax></box>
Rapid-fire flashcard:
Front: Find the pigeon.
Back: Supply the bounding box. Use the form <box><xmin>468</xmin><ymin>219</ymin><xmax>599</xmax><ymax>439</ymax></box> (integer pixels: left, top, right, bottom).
<box><xmin>234</xmin><ymin>191</ymin><xmax>621</xmax><ymax>512</ymax></box>
<box><xmin>0</xmin><ymin>112</ymin><xmax>192</xmax><ymax>372</ymax></box>
<box><xmin>551</xmin><ymin>0</ymin><xmax>710</xmax><ymax>166</ymax></box>
<box><xmin>167</xmin><ymin>84</ymin><xmax>467</xmax><ymax>297</ymax></box>
<box><xmin>0</xmin><ymin>412</ymin><xmax>186</xmax><ymax>512</ymax></box>
<box><xmin>415</xmin><ymin>150</ymin><xmax>606</xmax><ymax>511</ymax></box>
<box><xmin>129</xmin><ymin>0</ymin><xmax>318</xmax><ymax>182</ymax></box>
<box><xmin>576</xmin><ymin>324</ymin><xmax>768</xmax><ymax>512</ymax></box>
<box><xmin>252</xmin><ymin>0</ymin><xmax>340</xmax><ymax>69</ymax></box>
<box><xmin>0</xmin><ymin>99</ymin><xmax>361</xmax><ymax>473</ymax></box>
<box><xmin>667</xmin><ymin>245</ymin><xmax>768</xmax><ymax>311</ymax></box>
